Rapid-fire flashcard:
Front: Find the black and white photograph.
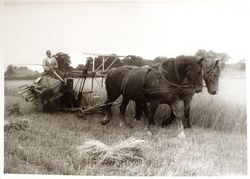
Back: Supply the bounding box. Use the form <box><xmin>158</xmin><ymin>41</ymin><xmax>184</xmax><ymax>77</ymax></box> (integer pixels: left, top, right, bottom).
<box><xmin>1</xmin><ymin>0</ymin><xmax>249</xmax><ymax>177</ymax></box>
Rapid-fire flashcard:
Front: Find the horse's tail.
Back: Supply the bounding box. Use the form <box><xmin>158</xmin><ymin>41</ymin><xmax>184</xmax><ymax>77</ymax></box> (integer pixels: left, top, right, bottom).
<box><xmin>104</xmin><ymin>68</ymin><xmax>117</xmax><ymax>102</ymax></box>
<box><xmin>105</xmin><ymin>68</ymin><xmax>114</xmax><ymax>90</ymax></box>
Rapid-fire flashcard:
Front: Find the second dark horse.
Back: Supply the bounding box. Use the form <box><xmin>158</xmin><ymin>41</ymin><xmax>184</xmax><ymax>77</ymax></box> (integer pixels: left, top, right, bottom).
<box><xmin>134</xmin><ymin>57</ymin><xmax>221</xmax><ymax>128</ymax></box>
<box><xmin>102</xmin><ymin>55</ymin><xmax>204</xmax><ymax>138</ymax></box>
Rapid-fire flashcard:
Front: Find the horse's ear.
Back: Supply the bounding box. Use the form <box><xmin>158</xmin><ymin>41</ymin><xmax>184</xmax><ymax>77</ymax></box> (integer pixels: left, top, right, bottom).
<box><xmin>197</xmin><ymin>57</ymin><xmax>204</xmax><ymax>65</ymax></box>
<box><xmin>160</xmin><ymin>61</ymin><xmax>169</xmax><ymax>74</ymax></box>
<box><xmin>214</xmin><ymin>59</ymin><xmax>220</xmax><ymax>67</ymax></box>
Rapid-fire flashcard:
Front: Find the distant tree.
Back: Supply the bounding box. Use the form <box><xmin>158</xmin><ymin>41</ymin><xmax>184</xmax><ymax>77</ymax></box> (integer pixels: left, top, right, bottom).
<box><xmin>141</xmin><ymin>58</ymin><xmax>152</xmax><ymax>66</ymax></box>
<box><xmin>34</xmin><ymin>71</ymin><xmax>40</xmax><ymax>75</ymax></box>
<box><xmin>93</xmin><ymin>56</ymin><xmax>103</xmax><ymax>70</ymax></box>
<box><xmin>68</xmin><ymin>66</ymin><xmax>74</xmax><ymax>71</ymax></box>
<box><xmin>212</xmin><ymin>51</ymin><xmax>230</xmax><ymax>69</ymax></box>
<box><xmin>195</xmin><ymin>49</ymin><xmax>207</xmax><ymax>58</ymax></box>
<box><xmin>238</xmin><ymin>59</ymin><xmax>245</xmax><ymax>71</ymax></box>
<box><xmin>75</xmin><ymin>64</ymin><xmax>85</xmax><ymax>70</ymax></box>
<box><xmin>195</xmin><ymin>49</ymin><xmax>230</xmax><ymax>69</ymax></box>
<box><xmin>122</xmin><ymin>55</ymin><xmax>144</xmax><ymax>67</ymax></box>
<box><xmin>4</xmin><ymin>65</ymin><xmax>41</xmax><ymax>79</ymax></box>
<box><xmin>5</xmin><ymin>65</ymin><xmax>15</xmax><ymax>76</ymax></box>
<box><xmin>85</xmin><ymin>55</ymin><xmax>122</xmax><ymax>71</ymax></box>
<box><xmin>53</xmin><ymin>52</ymin><xmax>72</xmax><ymax>72</ymax></box>
<box><xmin>102</xmin><ymin>55</ymin><xmax>122</xmax><ymax>70</ymax></box>
<box><xmin>17</xmin><ymin>66</ymin><xmax>28</xmax><ymax>70</ymax></box>
<box><xmin>152</xmin><ymin>56</ymin><xmax>168</xmax><ymax>64</ymax></box>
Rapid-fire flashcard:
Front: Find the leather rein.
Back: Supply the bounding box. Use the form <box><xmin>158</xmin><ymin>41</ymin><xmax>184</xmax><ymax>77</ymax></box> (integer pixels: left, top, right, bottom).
<box><xmin>149</xmin><ymin>63</ymin><xmax>199</xmax><ymax>89</ymax></box>
<box><xmin>121</xmin><ymin>62</ymin><xmax>203</xmax><ymax>96</ymax></box>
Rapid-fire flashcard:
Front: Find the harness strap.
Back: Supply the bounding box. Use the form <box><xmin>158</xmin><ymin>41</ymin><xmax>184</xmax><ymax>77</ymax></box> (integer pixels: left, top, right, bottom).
<box><xmin>202</xmin><ymin>65</ymin><xmax>215</xmax><ymax>88</ymax></box>
<box><xmin>121</xmin><ymin>63</ymin><xmax>195</xmax><ymax>97</ymax></box>
<box><xmin>149</xmin><ymin>67</ymin><xmax>191</xmax><ymax>88</ymax></box>
<box><xmin>148</xmin><ymin>65</ymin><xmax>195</xmax><ymax>97</ymax></box>
<box><xmin>174</xmin><ymin>60</ymin><xmax>181</xmax><ymax>82</ymax></box>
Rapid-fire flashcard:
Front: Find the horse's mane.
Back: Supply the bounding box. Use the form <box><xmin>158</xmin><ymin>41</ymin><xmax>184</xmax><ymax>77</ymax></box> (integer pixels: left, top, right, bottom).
<box><xmin>160</xmin><ymin>55</ymin><xmax>197</xmax><ymax>76</ymax></box>
<box><xmin>123</xmin><ymin>65</ymin><xmax>139</xmax><ymax>70</ymax></box>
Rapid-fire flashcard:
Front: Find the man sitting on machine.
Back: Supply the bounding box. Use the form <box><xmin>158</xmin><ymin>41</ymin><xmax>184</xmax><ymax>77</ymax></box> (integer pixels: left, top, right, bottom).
<box><xmin>42</xmin><ymin>50</ymin><xmax>64</xmax><ymax>82</ymax></box>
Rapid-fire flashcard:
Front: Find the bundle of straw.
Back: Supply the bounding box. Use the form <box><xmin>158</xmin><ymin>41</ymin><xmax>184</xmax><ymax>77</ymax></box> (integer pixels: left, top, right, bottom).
<box><xmin>4</xmin><ymin>118</ymin><xmax>30</xmax><ymax>132</ymax></box>
<box><xmin>5</xmin><ymin>103</ymin><xmax>21</xmax><ymax>115</ymax></box>
<box><xmin>76</xmin><ymin>137</ymin><xmax>148</xmax><ymax>166</ymax></box>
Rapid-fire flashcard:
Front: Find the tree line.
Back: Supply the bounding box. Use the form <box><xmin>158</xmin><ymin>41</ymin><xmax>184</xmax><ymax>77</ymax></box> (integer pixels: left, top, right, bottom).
<box><xmin>5</xmin><ymin>49</ymin><xmax>245</xmax><ymax>79</ymax></box>
<box><xmin>72</xmin><ymin>49</ymin><xmax>232</xmax><ymax>72</ymax></box>
<box><xmin>70</xmin><ymin>49</ymin><xmax>230</xmax><ymax>71</ymax></box>
<box><xmin>74</xmin><ymin>55</ymin><xmax>168</xmax><ymax>71</ymax></box>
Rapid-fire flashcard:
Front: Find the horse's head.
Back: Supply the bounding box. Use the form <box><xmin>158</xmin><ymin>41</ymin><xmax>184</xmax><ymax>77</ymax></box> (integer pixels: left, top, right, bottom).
<box><xmin>161</xmin><ymin>56</ymin><xmax>204</xmax><ymax>93</ymax></box>
<box><xmin>185</xmin><ymin>57</ymin><xmax>204</xmax><ymax>93</ymax></box>
<box><xmin>203</xmin><ymin>59</ymin><xmax>221</xmax><ymax>95</ymax></box>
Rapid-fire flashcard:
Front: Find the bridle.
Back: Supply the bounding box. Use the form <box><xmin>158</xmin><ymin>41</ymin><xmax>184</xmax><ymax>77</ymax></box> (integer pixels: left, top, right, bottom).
<box><xmin>202</xmin><ymin>64</ymin><xmax>220</xmax><ymax>88</ymax></box>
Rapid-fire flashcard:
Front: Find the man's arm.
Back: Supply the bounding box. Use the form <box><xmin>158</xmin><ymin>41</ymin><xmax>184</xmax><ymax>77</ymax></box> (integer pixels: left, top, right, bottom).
<box><xmin>42</xmin><ymin>58</ymin><xmax>50</xmax><ymax>70</ymax></box>
<box><xmin>52</xmin><ymin>57</ymin><xmax>58</xmax><ymax>69</ymax></box>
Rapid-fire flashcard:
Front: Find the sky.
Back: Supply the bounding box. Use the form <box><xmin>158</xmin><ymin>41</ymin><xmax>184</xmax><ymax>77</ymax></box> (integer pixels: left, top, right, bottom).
<box><xmin>2</xmin><ymin>0</ymin><xmax>250</xmax><ymax>72</ymax></box>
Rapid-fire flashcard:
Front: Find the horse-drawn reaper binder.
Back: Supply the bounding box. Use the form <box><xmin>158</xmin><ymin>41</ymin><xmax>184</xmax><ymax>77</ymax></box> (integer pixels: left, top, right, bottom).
<box><xmin>18</xmin><ymin>53</ymin><xmax>123</xmax><ymax>115</ymax></box>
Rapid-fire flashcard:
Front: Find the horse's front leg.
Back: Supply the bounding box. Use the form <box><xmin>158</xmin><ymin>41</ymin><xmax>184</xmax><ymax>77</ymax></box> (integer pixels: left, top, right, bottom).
<box><xmin>161</xmin><ymin>106</ymin><xmax>175</xmax><ymax>127</ymax></box>
<box><xmin>183</xmin><ymin>96</ymin><xmax>193</xmax><ymax>128</ymax></box>
<box><xmin>184</xmin><ymin>105</ymin><xmax>191</xmax><ymax>128</ymax></box>
<box><xmin>171</xmin><ymin>100</ymin><xmax>185</xmax><ymax>138</ymax></box>
<box><xmin>134</xmin><ymin>101</ymin><xmax>142</xmax><ymax>121</ymax></box>
<box><xmin>147</xmin><ymin>101</ymin><xmax>159</xmax><ymax>131</ymax></box>
<box><xmin>119</xmin><ymin>97</ymin><xmax>130</xmax><ymax>127</ymax></box>
<box><xmin>142</xmin><ymin>102</ymin><xmax>149</xmax><ymax>120</ymax></box>
<box><xmin>134</xmin><ymin>102</ymin><xmax>149</xmax><ymax>122</ymax></box>
<box><xmin>102</xmin><ymin>103</ymin><xmax>112</xmax><ymax>125</ymax></box>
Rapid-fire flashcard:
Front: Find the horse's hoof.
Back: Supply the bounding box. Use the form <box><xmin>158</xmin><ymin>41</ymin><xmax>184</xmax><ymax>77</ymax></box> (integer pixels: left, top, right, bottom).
<box><xmin>134</xmin><ymin>118</ymin><xmax>140</xmax><ymax>122</ymax></box>
<box><xmin>184</xmin><ymin>125</ymin><xmax>192</xmax><ymax>129</ymax></box>
<box><xmin>161</xmin><ymin>122</ymin><xmax>168</xmax><ymax>128</ymax></box>
<box><xmin>183</xmin><ymin>120</ymin><xmax>192</xmax><ymax>129</ymax></box>
<box><xmin>101</xmin><ymin>120</ymin><xmax>109</xmax><ymax>125</ymax></box>
<box><xmin>161</xmin><ymin>120</ymin><xmax>172</xmax><ymax>128</ymax></box>
<box><xmin>178</xmin><ymin>131</ymin><xmax>186</xmax><ymax>139</ymax></box>
<box><xmin>119</xmin><ymin>121</ymin><xmax>125</xmax><ymax>127</ymax></box>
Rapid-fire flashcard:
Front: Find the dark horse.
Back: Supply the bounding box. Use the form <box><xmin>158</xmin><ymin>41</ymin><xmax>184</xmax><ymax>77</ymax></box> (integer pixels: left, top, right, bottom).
<box><xmin>102</xmin><ymin>55</ymin><xmax>204</xmax><ymax>138</ymax></box>
<box><xmin>134</xmin><ymin>58</ymin><xmax>221</xmax><ymax>128</ymax></box>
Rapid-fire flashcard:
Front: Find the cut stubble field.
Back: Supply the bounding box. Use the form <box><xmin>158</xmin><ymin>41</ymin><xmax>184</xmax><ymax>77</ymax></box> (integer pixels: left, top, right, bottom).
<box><xmin>4</xmin><ymin>70</ymin><xmax>247</xmax><ymax>176</ymax></box>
